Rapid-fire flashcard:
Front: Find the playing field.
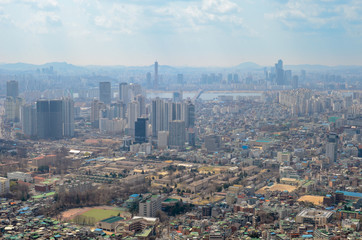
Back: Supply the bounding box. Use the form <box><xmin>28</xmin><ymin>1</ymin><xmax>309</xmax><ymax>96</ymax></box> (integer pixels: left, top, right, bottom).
<box><xmin>81</xmin><ymin>208</ymin><xmax>126</xmax><ymax>222</ymax></box>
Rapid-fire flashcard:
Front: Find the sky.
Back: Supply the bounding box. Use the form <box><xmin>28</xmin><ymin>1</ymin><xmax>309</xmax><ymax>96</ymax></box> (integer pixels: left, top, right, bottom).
<box><xmin>0</xmin><ymin>0</ymin><xmax>361</xmax><ymax>67</ymax></box>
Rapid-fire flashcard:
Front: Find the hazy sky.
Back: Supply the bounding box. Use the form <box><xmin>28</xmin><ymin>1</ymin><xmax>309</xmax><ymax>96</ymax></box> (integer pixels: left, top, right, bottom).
<box><xmin>0</xmin><ymin>0</ymin><xmax>361</xmax><ymax>66</ymax></box>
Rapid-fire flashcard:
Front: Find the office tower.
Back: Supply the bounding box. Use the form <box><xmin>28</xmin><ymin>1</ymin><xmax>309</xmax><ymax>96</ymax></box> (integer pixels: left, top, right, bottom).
<box><xmin>292</xmin><ymin>75</ymin><xmax>299</xmax><ymax>89</ymax></box>
<box><xmin>62</xmin><ymin>98</ymin><xmax>75</xmax><ymax>137</ymax></box>
<box><xmin>127</xmin><ymin>101</ymin><xmax>140</xmax><ymax>136</ymax></box>
<box><xmin>275</xmin><ymin>59</ymin><xmax>284</xmax><ymax>85</ymax></box>
<box><xmin>7</xmin><ymin>80</ymin><xmax>19</xmax><ymax>98</ymax></box>
<box><xmin>36</xmin><ymin>100</ymin><xmax>63</xmax><ymax>139</ymax></box>
<box><xmin>21</xmin><ymin>104</ymin><xmax>37</xmax><ymax>137</ymax></box>
<box><xmin>177</xmin><ymin>73</ymin><xmax>184</xmax><ymax>85</ymax></box>
<box><xmin>119</xmin><ymin>82</ymin><xmax>129</xmax><ymax>105</ymax></box>
<box><xmin>158</xmin><ymin>131</ymin><xmax>169</xmax><ymax>149</ymax></box>
<box><xmin>4</xmin><ymin>97</ymin><xmax>23</xmax><ymax>122</ymax></box>
<box><xmin>135</xmin><ymin>117</ymin><xmax>148</xmax><ymax>144</ymax></box>
<box><xmin>99</xmin><ymin>82</ymin><xmax>111</xmax><ymax>104</ymax></box>
<box><xmin>204</xmin><ymin>135</ymin><xmax>222</xmax><ymax>153</ymax></box>
<box><xmin>168</xmin><ymin>120</ymin><xmax>186</xmax><ymax>148</ymax></box>
<box><xmin>326</xmin><ymin>133</ymin><xmax>338</xmax><ymax>163</ymax></box>
<box><xmin>146</xmin><ymin>72</ymin><xmax>152</xmax><ymax>87</ymax></box>
<box><xmin>154</xmin><ymin>61</ymin><xmax>158</xmax><ymax>89</ymax></box>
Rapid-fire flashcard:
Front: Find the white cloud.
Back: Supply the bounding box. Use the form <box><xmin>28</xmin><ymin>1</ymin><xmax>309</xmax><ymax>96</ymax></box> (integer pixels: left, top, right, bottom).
<box><xmin>265</xmin><ymin>0</ymin><xmax>362</xmax><ymax>32</ymax></box>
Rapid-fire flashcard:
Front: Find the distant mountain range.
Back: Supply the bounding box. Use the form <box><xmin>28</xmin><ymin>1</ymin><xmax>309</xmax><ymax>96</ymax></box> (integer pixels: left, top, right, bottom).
<box><xmin>0</xmin><ymin>61</ymin><xmax>361</xmax><ymax>75</ymax></box>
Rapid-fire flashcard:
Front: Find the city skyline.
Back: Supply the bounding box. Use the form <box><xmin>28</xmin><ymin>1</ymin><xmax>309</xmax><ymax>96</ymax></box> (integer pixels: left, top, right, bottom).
<box><xmin>0</xmin><ymin>0</ymin><xmax>361</xmax><ymax>66</ymax></box>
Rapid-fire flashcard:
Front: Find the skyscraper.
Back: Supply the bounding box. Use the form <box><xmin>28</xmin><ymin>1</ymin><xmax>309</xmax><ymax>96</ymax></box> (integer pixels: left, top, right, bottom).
<box><xmin>36</xmin><ymin>100</ymin><xmax>63</xmax><ymax>139</ymax></box>
<box><xmin>7</xmin><ymin>80</ymin><xmax>19</xmax><ymax>98</ymax></box>
<box><xmin>119</xmin><ymin>82</ymin><xmax>129</xmax><ymax>105</ymax></box>
<box><xmin>91</xmin><ymin>99</ymin><xmax>104</xmax><ymax>128</ymax></box>
<box><xmin>292</xmin><ymin>75</ymin><xmax>299</xmax><ymax>89</ymax></box>
<box><xmin>168</xmin><ymin>120</ymin><xmax>186</xmax><ymax>148</ymax></box>
<box><xmin>135</xmin><ymin>117</ymin><xmax>148</xmax><ymax>144</ymax></box>
<box><xmin>62</xmin><ymin>98</ymin><xmax>75</xmax><ymax>137</ymax></box>
<box><xmin>154</xmin><ymin>61</ymin><xmax>158</xmax><ymax>89</ymax></box>
<box><xmin>184</xmin><ymin>101</ymin><xmax>195</xmax><ymax>129</ymax></box>
<box><xmin>127</xmin><ymin>101</ymin><xmax>140</xmax><ymax>136</ymax></box>
<box><xmin>99</xmin><ymin>82</ymin><xmax>111</xmax><ymax>104</ymax></box>
<box><xmin>151</xmin><ymin>98</ymin><xmax>167</xmax><ymax>137</ymax></box>
<box><xmin>21</xmin><ymin>104</ymin><xmax>37</xmax><ymax>137</ymax></box>
<box><xmin>4</xmin><ymin>97</ymin><xmax>23</xmax><ymax>122</ymax></box>
<box><xmin>36</xmin><ymin>99</ymin><xmax>74</xmax><ymax>139</ymax></box>
<box><xmin>275</xmin><ymin>59</ymin><xmax>284</xmax><ymax>85</ymax></box>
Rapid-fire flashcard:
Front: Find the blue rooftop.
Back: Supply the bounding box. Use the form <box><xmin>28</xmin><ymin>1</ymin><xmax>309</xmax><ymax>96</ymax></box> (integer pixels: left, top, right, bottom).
<box><xmin>336</xmin><ymin>191</ymin><xmax>362</xmax><ymax>198</ymax></box>
<box><xmin>130</xmin><ymin>194</ymin><xmax>140</xmax><ymax>198</ymax></box>
<box><xmin>302</xmin><ymin>235</ymin><xmax>313</xmax><ymax>238</ymax></box>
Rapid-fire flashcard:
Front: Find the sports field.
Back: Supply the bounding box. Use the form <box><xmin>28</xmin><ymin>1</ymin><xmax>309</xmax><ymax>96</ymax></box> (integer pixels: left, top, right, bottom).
<box><xmin>81</xmin><ymin>208</ymin><xmax>127</xmax><ymax>222</ymax></box>
<box><xmin>60</xmin><ymin>206</ymin><xmax>130</xmax><ymax>225</ymax></box>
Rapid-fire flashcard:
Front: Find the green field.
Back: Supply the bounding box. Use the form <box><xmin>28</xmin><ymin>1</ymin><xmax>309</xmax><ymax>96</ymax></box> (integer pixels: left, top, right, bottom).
<box><xmin>73</xmin><ymin>208</ymin><xmax>129</xmax><ymax>226</ymax></box>
<box><xmin>81</xmin><ymin>209</ymin><xmax>125</xmax><ymax>222</ymax></box>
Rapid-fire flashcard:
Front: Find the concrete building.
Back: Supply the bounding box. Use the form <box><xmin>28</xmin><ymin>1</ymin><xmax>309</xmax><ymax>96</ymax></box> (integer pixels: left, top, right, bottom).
<box><xmin>99</xmin><ymin>82</ymin><xmax>111</xmax><ymax>105</ymax></box>
<box><xmin>0</xmin><ymin>177</ymin><xmax>10</xmax><ymax>195</ymax></box>
<box><xmin>296</xmin><ymin>209</ymin><xmax>333</xmax><ymax>225</ymax></box>
<box><xmin>168</xmin><ymin>120</ymin><xmax>186</xmax><ymax>149</ymax></box>
<box><xmin>7</xmin><ymin>80</ymin><xmax>19</xmax><ymax>98</ymax></box>
<box><xmin>135</xmin><ymin>117</ymin><xmax>148</xmax><ymax>144</ymax></box>
<box><xmin>5</xmin><ymin>97</ymin><xmax>23</xmax><ymax>122</ymax></box>
<box><xmin>204</xmin><ymin>135</ymin><xmax>222</xmax><ymax>153</ymax></box>
<box><xmin>21</xmin><ymin>104</ymin><xmax>37</xmax><ymax>137</ymax></box>
<box><xmin>7</xmin><ymin>171</ymin><xmax>32</xmax><ymax>182</ymax></box>
<box><xmin>139</xmin><ymin>195</ymin><xmax>162</xmax><ymax>218</ymax></box>
<box><xmin>158</xmin><ymin>131</ymin><xmax>169</xmax><ymax>149</ymax></box>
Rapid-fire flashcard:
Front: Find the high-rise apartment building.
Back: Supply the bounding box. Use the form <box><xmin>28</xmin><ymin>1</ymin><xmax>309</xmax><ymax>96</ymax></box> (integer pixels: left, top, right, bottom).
<box><xmin>37</xmin><ymin>100</ymin><xmax>63</xmax><ymax>139</ymax></box>
<box><xmin>119</xmin><ymin>82</ymin><xmax>129</xmax><ymax>105</ymax></box>
<box><xmin>36</xmin><ymin>99</ymin><xmax>74</xmax><ymax>139</ymax></box>
<box><xmin>127</xmin><ymin>101</ymin><xmax>140</xmax><ymax>136</ymax></box>
<box><xmin>326</xmin><ymin>133</ymin><xmax>338</xmax><ymax>163</ymax></box>
<box><xmin>168</xmin><ymin>120</ymin><xmax>186</xmax><ymax>148</ymax></box>
<box><xmin>5</xmin><ymin>97</ymin><xmax>23</xmax><ymax>122</ymax></box>
<box><xmin>62</xmin><ymin>98</ymin><xmax>75</xmax><ymax>137</ymax></box>
<box><xmin>99</xmin><ymin>82</ymin><xmax>111</xmax><ymax>104</ymax></box>
<box><xmin>21</xmin><ymin>104</ymin><xmax>37</xmax><ymax>137</ymax></box>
